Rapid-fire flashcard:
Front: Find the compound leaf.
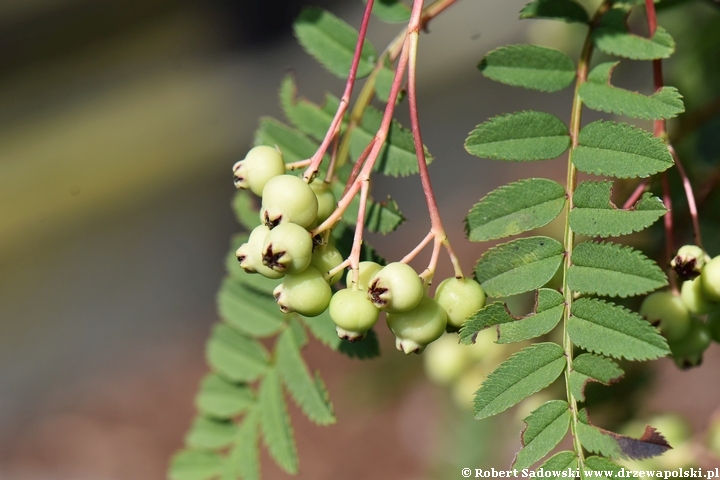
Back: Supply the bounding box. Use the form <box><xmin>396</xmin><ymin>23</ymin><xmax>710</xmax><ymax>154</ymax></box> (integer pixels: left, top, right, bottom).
<box><xmin>578</xmin><ymin>410</ymin><xmax>671</xmax><ymax>460</ymax></box>
<box><xmin>186</xmin><ymin>416</ymin><xmax>237</xmax><ymax>450</ymax></box>
<box><xmin>479</xmin><ymin>44</ymin><xmax>576</xmax><ymax>92</ymax></box>
<box><xmin>207</xmin><ymin>324</ymin><xmax>269</xmax><ymax>383</ymax></box>
<box><xmin>259</xmin><ymin>370</ymin><xmax>298</xmax><ymax>474</ymax></box>
<box><xmin>473</xmin><ymin>343</ymin><xmax>566</xmax><ymax>419</ymax></box>
<box><xmin>255</xmin><ymin>118</ymin><xmax>319</xmax><ymax>163</ymax></box>
<box><xmin>365</xmin><ymin>0</ymin><xmax>411</xmax><ymax>23</ymax></box>
<box><xmin>276</xmin><ymin>329</ymin><xmax>336</xmax><ymax>426</ymax></box>
<box><xmin>474</xmin><ymin>236</ymin><xmax>564</xmax><ymax>297</ymax></box>
<box><xmin>568</xmin><ymin>241</ymin><xmax>667</xmax><ymax>297</ymax></box>
<box><xmin>465</xmin><ymin>111</ymin><xmax>570</xmax><ymax>161</ymax></box>
<box><xmin>293</xmin><ymin>7</ymin><xmax>377</xmax><ymax>79</ymax></box>
<box><xmin>497</xmin><ymin>288</ymin><xmax>565</xmax><ymax>344</ymax></box>
<box><xmin>570</xmin><ymin>181</ymin><xmax>666</xmax><ymax>237</ymax></box>
<box><xmin>513</xmin><ymin>400</ymin><xmax>571</xmax><ymax>470</ymax></box>
<box><xmin>578</xmin><ymin>62</ymin><xmax>684</xmax><ymax>120</ymax></box>
<box><xmin>569</xmin><ymin>298</ymin><xmax>670</xmax><ymax>361</ymax></box>
<box><xmin>300</xmin><ymin>310</ymin><xmax>342</xmax><ymax>350</ymax></box>
<box><xmin>519</xmin><ymin>0</ymin><xmax>589</xmax><ymax>23</ymax></box>
<box><xmin>217</xmin><ymin>279</ymin><xmax>284</xmax><ymax>338</ymax></box>
<box><xmin>466</xmin><ymin>178</ymin><xmax>566</xmax><ymax>241</ymax></box>
<box><xmin>569</xmin><ymin>354</ymin><xmax>624</xmax><ymax>402</ymax></box>
<box><xmin>338</xmin><ymin>328</ymin><xmax>381</xmax><ymax>359</ymax></box>
<box><xmin>279</xmin><ymin>75</ymin><xmax>341</xmax><ymax>141</ymax></box>
<box><xmin>365</xmin><ymin>196</ymin><xmax>405</xmax><ymax>235</ymax></box>
<box><xmin>195</xmin><ymin>374</ymin><xmax>254</xmax><ymax>419</ymax></box>
<box><xmin>537</xmin><ymin>451</ymin><xmax>578</xmax><ymax>477</ymax></box>
<box><xmin>593</xmin><ymin>8</ymin><xmax>675</xmax><ymax>60</ymax></box>
<box><xmin>228</xmin><ymin>412</ymin><xmax>261</xmax><ymax>480</ymax></box>
<box><xmin>350</xmin><ymin>105</ymin><xmax>432</xmax><ymax>177</ymax></box>
<box><xmin>459</xmin><ymin>302</ymin><xmax>515</xmax><ymax>344</ymax></box>
<box><xmin>169</xmin><ymin>450</ymin><xmax>224</xmax><ymax>480</ymax></box>
<box><xmin>573</xmin><ymin>121</ymin><xmax>674</xmax><ymax>178</ymax></box>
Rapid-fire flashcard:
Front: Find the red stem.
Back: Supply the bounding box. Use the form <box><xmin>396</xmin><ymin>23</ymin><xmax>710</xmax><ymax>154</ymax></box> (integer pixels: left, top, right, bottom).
<box><xmin>669</xmin><ymin>145</ymin><xmax>703</xmax><ymax>247</ymax></box>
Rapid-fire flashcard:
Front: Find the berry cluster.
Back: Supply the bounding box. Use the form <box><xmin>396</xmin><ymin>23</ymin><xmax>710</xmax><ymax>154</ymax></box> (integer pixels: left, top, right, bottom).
<box><xmin>232</xmin><ymin>146</ymin><xmax>485</xmax><ymax>354</ymax></box>
<box><xmin>640</xmin><ymin>245</ymin><xmax>720</xmax><ymax>368</ymax></box>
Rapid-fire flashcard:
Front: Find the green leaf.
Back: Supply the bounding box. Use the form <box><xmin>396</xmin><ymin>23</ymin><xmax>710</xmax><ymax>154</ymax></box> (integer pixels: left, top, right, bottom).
<box><xmin>293</xmin><ymin>7</ymin><xmax>377</xmax><ymax>79</ymax></box>
<box><xmin>513</xmin><ymin>400</ymin><xmax>571</xmax><ymax>470</ymax></box>
<box><xmin>578</xmin><ymin>62</ymin><xmax>684</xmax><ymax>120</ymax></box>
<box><xmin>365</xmin><ymin>0</ymin><xmax>411</xmax><ymax>23</ymax></box>
<box><xmin>474</xmin><ymin>236</ymin><xmax>564</xmax><ymax>297</ymax></box>
<box><xmin>276</xmin><ymin>329</ymin><xmax>336</xmax><ymax>425</ymax></box>
<box><xmin>228</xmin><ymin>412</ymin><xmax>261</xmax><ymax>480</ymax></box>
<box><xmin>186</xmin><ymin>416</ymin><xmax>237</xmax><ymax>449</ymax></box>
<box><xmin>584</xmin><ymin>456</ymin><xmax>623</xmax><ymax>477</ymax></box>
<box><xmin>593</xmin><ymin>8</ymin><xmax>675</xmax><ymax>60</ymax></box>
<box><xmin>570</xmin><ymin>181</ymin><xmax>666</xmax><ymax>237</ymax></box>
<box><xmin>217</xmin><ymin>279</ymin><xmax>284</xmax><ymax>337</ymax></box>
<box><xmin>569</xmin><ymin>298</ymin><xmax>670</xmax><ymax>361</ymax></box>
<box><xmin>254</xmin><ymin>117</ymin><xmax>319</xmax><ymax>163</ymax></box>
<box><xmin>301</xmin><ymin>310</ymin><xmax>342</xmax><ymax>350</ymax></box>
<box><xmin>459</xmin><ymin>289</ymin><xmax>564</xmax><ymax>345</ymax></box>
<box><xmin>466</xmin><ymin>178</ymin><xmax>566</xmax><ymax>241</ymax></box>
<box><xmin>169</xmin><ymin>450</ymin><xmax>224</xmax><ymax>480</ymax></box>
<box><xmin>578</xmin><ymin>410</ymin><xmax>671</xmax><ymax>460</ymax></box>
<box><xmin>365</xmin><ymin>196</ymin><xmax>405</xmax><ymax>234</ymax></box>
<box><xmin>573</xmin><ymin>121</ymin><xmax>674</xmax><ymax>178</ymax></box>
<box><xmin>569</xmin><ymin>354</ymin><xmax>624</xmax><ymax>402</ymax></box>
<box><xmin>519</xmin><ymin>0</ymin><xmax>589</xmax><ymax>23</ymax></box>
<box><xmin>258</xmin><ymin>369</ymin><xmax>298</xmax><ymax>474</ymax></box>
<box><xmin>195</xmin><ymin>374</ymin><xmax>254</xmax><ymax>419</ymax></box>
<box><xmin>567</xmin><ymin>241</ymin><xmax>667</xmax><ymax>297</ymax></box>
<box><xmin>536</xmin><ymin>451</ymin><xmax>578</xmax><ymax>477</ymax></box>
<box><xmin>279</xmin><ymin>75</ymin><xmax>341</xmax><ymax>141</ymax></box>
<box><xmin>350</xmin><ymin>105</ymin><xmax>432</xmax><ymax>177</ymax></box>
<box><xmin>473</xmin><ymin>343</ymin><xmax>566</xmax><ymax>419</ymax></box>
<box><xmin>497</xmin><ymin>289</ymin><xmax>565</xmax><ymax>344</ymax></box>
<box><xmin>232</xmin><ymin>191</ymin><xmax>262</xmax><ymax>230</ymax></box>
<box><xmin>465</xmin><ymin>111</ymin><xmax>570</xmax><ymax>161</ymax></box>
<box><xmin>288</xmin><ymin>316</ymin><xmax>308</xmax><ymax>348</ymax></box>
<box><xmin>338</xmin><ymin>328</ymin><xmax>381</xmax><ymax>359</ymax></box>
<box><xmin>207</xmin><ymin>324</ymin><xmax>269</xmax><ymax>383</ymax></box>
<box><xmin>479</xmin><ymin>45</ymin><xmax>576</xmax><ymax>92</ymax></box>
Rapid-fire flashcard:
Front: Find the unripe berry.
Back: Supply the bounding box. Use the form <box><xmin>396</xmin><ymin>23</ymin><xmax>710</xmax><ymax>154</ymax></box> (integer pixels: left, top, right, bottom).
<box><xmin>424</xmin><ymin>334</ymin><xmax>471</xmax><ymax>385</ymax></box>
<box><xmin>311</xmin><ymin>243</ymin><xmax>345</xmax><ymax>285</ymax></box>
<box><xmin>681</xmin><ymin>277</ymin><xmax>717</xmax><ymax>315</ymax></box>
<box><xmin>260</xmin><ymin>175</ymin><xmax>318</xmax><ymax>229</ymax></box>
<box><xmin>310</xmin><ymin>181</ymin><xmax>336</xmax><ymax>224</ymax></box>
<box><xmin>640</xmin><ymin>291</ymin><xmax>691</xmax><ymax>342</ymax></box>
<box><xmin>329</xmin><ymin>288</ymin><xmax>380</xmax><ymax>341</ymax></box>
<box><xmin>668</xmin><ymin>317</ymin><xmax>711</xmax><ymax>369</ymax></box>
<box><xmin>434</xmin><ymin>277</ymin><xmax>486</xmax><ymax>329</ymax></box>
<box><xmin>386</xmin><ymin>296</ymin><xmax>448</xmax><ymax>354</ymax></box>
<box><xmin>235</xmin><ymin>225</ymin><xmax>283</xmax><ymax>279</ymax></box>
<box><xmin>671</xmin><ymin>245</ymin><xmax>710</xmax><ymax>281</ymax></box>
<box><xmin>273</xmin><ymin>266</ymin><xmax>331</xmax><ymax>317</ymax></box>
<box><xmin>233</xmin><ymin>146</ymin><xmax>286</xmax><ymax>196</ymax></box>
<box><xmin>701</xmin><ymin>256</ymin><xmax>720</xmax><ymax>302</ymax></box>
<box><xmin>262</xmin><ymin>222</ymin><xmax>313</xmax><ymax>275</ymax></box>
<box><xmin>368</xmin><ymin>262</ymin><xmax>424</xmax><ymax>313</ymax></box>
<box><xmin>345</xmin><ymin>261</ymin><xmax>383</xmax><ymax>290</ymax></box>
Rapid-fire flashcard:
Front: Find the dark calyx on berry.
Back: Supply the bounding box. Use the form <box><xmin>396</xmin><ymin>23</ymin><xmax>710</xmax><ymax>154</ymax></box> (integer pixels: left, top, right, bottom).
<box><xmin>673</xmin><ymin>256</ymin><xmax>700</xmax><ymax>281</ymax></box>
<box><xmin>368</xmin><ymin>279</ymin><xmax>388</xmax><ymax>307</ymax></box>
<box><xmin>263</xmin><ymin>246</ymin><xmax>286</xmax><ymax>270</ymax></box>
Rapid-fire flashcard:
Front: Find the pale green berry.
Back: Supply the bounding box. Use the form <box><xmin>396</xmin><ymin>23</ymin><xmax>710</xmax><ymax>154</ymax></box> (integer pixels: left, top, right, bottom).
<box><xmin>681</xmin><ymin>277</ymin><xmax>717</xmax><ymax>315</ymax></box>
<box><xmin>310</xmin><ymin>181</ymin><xmax>336</xmax><ymax>224</ymax></box>
<box><xmin>668</xmin><ymin>317</ymin><xmax>711</xmax><ymax>369</ymax></box>
<box><xmin>329</xmin><ymin>288</ymin><xmax>380</xmax><ymax>341</ymax></box>
<box><xmin>345</xmin><ymin>261</ymin><xmax>383</xmax><ymax>290</ymax></box>
<box><xmin>423</xmin><ymin>334</ymin><xmax>471</xmax><ymax>385</ymax></box>
<box><xmin>640</xmin><ymin>291</ymin><xmax>691</xmax><ymax>342</ymax></box>
<box><xmin>262</xmin><ymin>222</ymin><xmax>313</xmax><ymax>275</ymax></box>
<box><xmin>235</xmin><ymin>225</ymin><xmax>283</xmax><ymax>279</ymax></box>
<box><xmin>386</xmin><ymin>296</ymin><xmax>448</xmax><ymax>354</ymax></box>
<box><xmin>701</xmin><ymin>256</ymin><xmax>720</xmax><ymax>302</ymax></box>
<box><xmin>260</xmin><ymin>174</ymin><xmax>318</xmax><ymax>229</ymax></box>
<box><xmin>671</xmin><ymin>245</ymin><xmax>711</xmax><ymax>281</ymax></box>
<box><xmin>311</xmin><ymin>243</ymin><xmax>344</xmax><ymax>285</ymax></box>
<box><xmin>368</xmin><ymin>262</ymin><xmax>423</xmax><ymax>313</ymax></box>
<box><xmin>434</xmin><ymin>277</ymin><xmax>486</xmax><ymax>329</ymax></box>
<box><xmin>233</xmin><ymin>146</ymin><xmax>285</xmax><ymax>196</ymax></box>
<box><xmin>273</xmin><ymin>266</ymin><xmax>331</xmax><ymax>317</ymax></box>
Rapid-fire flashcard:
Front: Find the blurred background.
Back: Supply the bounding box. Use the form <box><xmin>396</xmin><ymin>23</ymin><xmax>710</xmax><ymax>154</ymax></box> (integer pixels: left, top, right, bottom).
<box><xmin>1</xmin><ymin>0</ymin><xmax>719</xmax><ymax>478</ymax></box>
